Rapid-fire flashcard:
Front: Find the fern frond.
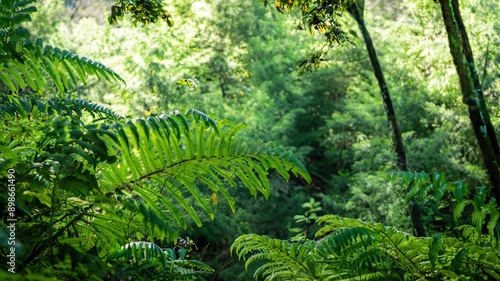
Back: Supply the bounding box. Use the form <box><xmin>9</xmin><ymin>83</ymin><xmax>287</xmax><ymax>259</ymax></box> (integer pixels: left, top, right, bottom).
<box><xmin>350</xmin><ymin>247</ymin><xmax>387</xmax><ymax>272</ymax></box>
<box><xmin>108</xmin><ymin>241</ymin><xmax>214</xmax><ymax>280</ymax></box>
<box><xmin>315</xmin><ymin>215</ymin><xmax>369</xmax><ymax>238</ymax></box>
<box><xmin>1</xmin><ymin>1</ymin><xmax>125</xmax><ymax>94</ymax></box>
<box><xmin>231</xmin><ymin>234</ymin><xmax>317</xmax><ymax>280</ymax></box>
<box><xmin>98</xmin><ymin>109</ymin><xmax>311</xmax><ymax>235</ymax></box>
<box><xmin>1</xmin><ymin>39</ymin><xmax>125</xmax><ymax>93</ymax></box>
<box><xmin>0</xmin><ymin>94</ymin><xmax>123</xmax><ymax>121</ymax></box>
<box><xmin>234</xmin><ymin>211</ymin><xmax>500</xmax><ymax>280</ymax></box>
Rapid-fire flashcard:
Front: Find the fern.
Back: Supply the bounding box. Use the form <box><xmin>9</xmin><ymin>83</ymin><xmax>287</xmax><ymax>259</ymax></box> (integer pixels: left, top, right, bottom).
<box><xmin>233</xmin><ymin>195</ymin><xmax>500</xmax><ymax>280</ymax></box>
<box><xmin>1</xmin><ymin>1</ymin><xmax>314</xmax><ymax>279</ymax></box>
<box><xmin>108</xmin><ymin>241</ymin><xmax>214</xmax><ymax>280</ymax></box>
<box><xmin>0</xmin><ymin>93</ymin><xmax>123</xmax><ymax>121</ymax></box>
<box><xmin>1</xmin><ymin>38</ymin><xmax>125</xmax><ymax>93</ymax></box>
<box><xmin>0</xmin><ymin>0</ymin><xmax>124</xmax><ymax>93</ymax></box>
<box><xmin>231</xmin><ymin>234</ymin><xmax>318</xmax><ymax>280</ymax></box>
<box><xmin>97</xmin><ymin>109</ymin><xmax>311</xmax><ymax>241</ymax></box>
<box><xmin>1</xmin><ymin>95</ymin><xmax>312</xmax><ymax>279</ymax></box>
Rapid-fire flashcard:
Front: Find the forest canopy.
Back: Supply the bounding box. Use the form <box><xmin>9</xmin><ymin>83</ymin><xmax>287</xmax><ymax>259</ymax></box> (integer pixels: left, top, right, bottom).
<box><xmin>1</xmin><ymin>0</ymin><xmax>500</xmax><ymax>280</ymax></box>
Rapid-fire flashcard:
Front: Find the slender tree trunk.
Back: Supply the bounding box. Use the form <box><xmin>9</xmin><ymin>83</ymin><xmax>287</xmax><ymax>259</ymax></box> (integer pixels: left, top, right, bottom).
<box><xmin>438</xmin><ymin>0</ymin><xmax>500</xmax><ymax>200</ymax></box>
<box><xmin>347</xmin><ymin>1</ymin><xmax>426</xmax><ymax>237</ymax></box>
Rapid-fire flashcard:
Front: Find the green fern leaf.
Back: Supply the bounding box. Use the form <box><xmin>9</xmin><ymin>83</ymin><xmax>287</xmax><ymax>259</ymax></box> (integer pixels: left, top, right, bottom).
<box><xmin>453</xmin><ymin>199</ymin><xmax>471</xmax><ymax>224</ymax></box>
<box><xmin>1</xmin><ymin>32</ymin><xmax>125</xmax><ymax>93</ymax></box>
<box><xmin>4</xmin><ymin>63</ymin><xmax>26</xmax><ymax>88</ymax></box>
<box><xmin>11</xmin><ymin>59</ymin><xmax>36</xmax><ymax>89</ymax></box>
<box><xmin>232</xmin><ymin>234</ymin><xmax>318</xmax><ymax>280</ymax></box>
<box><xmin>135</xmin><ymin>185</ymin><xmax>190</xmax><ymax>230</ymax></box>
<box><xmin>26</xmin><ymin>57</ymin><xmax>47</xmax><ymax>91</ymax></box>
<box><xmin>0</xmin><ymin>70</ymin><xmax>17</xmax><ymax>92</ymax></box>
<box><xmin>428</xmin><ymin>234</ymin><xmax>442</xmax><ymax>268</ymax></box>
<box><xmin>186</xmin><ymin>108</ymin><xmax>219</xmax><ymax>135</ymax></box>
<box><xmin>315</xmin><ymin>227</ymin><xmax>374</xmax><ymax>259</ymax></box>
<box><xmin>60</xmin><ymin>58</ymin><xmax>79</xmax><ymax>85</ymax></box>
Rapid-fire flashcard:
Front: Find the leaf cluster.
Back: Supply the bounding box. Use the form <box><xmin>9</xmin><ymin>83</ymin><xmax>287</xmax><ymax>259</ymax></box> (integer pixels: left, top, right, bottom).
<box><xmin>232</xmin><ymin>180</ymin><xmax>500</xmax><ymax>280</ymax></box>
<box><xmin>265</xmin><ymin>0</ymin><xmax>351</xmax><ymax>43</ymax></box>
<box><xmin>108</xmin><ymin>0</ymin><xmax>173</xmax><ymax>26</ymax></box>
<box><xmin>1</xmin><ymin>2</ymin><xmax>311</xmax><ymax>280</ymax></box>
<box><xmin>0</xmin><ymin>0</ymin><xmax>124</xmax><ymax>94</ymax></box>
<box><xmin>1</xmin><ymin>91</ymin><xmax>310</xmax><ymax>280</ymax></box>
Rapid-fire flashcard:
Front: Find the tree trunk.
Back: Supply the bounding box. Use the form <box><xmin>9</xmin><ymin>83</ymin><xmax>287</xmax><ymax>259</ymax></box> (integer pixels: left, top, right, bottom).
<box><xmin>438</xmin><ymin>0</ymin><xmax>500</xmax><ymax>200</ymax></box>
<box><xmin>347</xmin><ymin>1</ymin><xmax>426</xmax><ymax>237</ymax></box>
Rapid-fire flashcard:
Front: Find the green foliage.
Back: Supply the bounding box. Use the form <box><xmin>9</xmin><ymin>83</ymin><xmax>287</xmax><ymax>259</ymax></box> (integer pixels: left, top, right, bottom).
<box><xmin>98</xmin><ymin>108</ymin><xmax>311</xmax><ymax>240</ymax></box>
<box><xmin>260</xmin><ymin>0</ymin><xmax>357</xmax><ymax>75</ymax></box>
<box><xmin>232</xmin><ymin>234</ymin><xmax>319</xmax><ymax>280</ymax></box>
<box><xmin>4</xmin><ymin>0</ymin><xmax>500</xmax><ymax>280</ymax></box>
<box><xmin>264</xmin><ymin>0</ymin><xmax>353</xmax><ymax>45</ymax></box>
<box><xmin>232</xmin><ymin>177</ymin><xmax>500</xmax><ymax>280</ymax></box>
<box><xmin>0</xmin><ymin>1</ymin><xmax>312</xmax><ymax>280</ymax></box>
<box><xmin>109</xmin><ymin>240</ymin><xmax>214</xmax><ymax>280</ymax></box>
<box><xmin>1</xmin><ymin>91</ymin><xmax>310</xmax><ymax>279</ymax></box>
<box><xmin>108</xmin><ymin>0</ymin><xmax>173</xmax><ymax>26</ymax></box>
<box><xmin>0</xmin><ymin>0</ymin><xmax>124</xmax><ymax>94</ymax></box>
<box><xmin>290</xmin><ymin>198</ymin><xmax>322</xmax><ymax>242</ymax></box>
<box><xmin>393</xmin><ymin>171</ymin><xmax>500</xmax><ymax>243</ymax></box>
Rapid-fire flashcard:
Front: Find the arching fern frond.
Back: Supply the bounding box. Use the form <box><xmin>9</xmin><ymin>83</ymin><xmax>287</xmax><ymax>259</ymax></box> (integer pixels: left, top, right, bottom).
<box><xmin>1</xmin><ymin>39</ymin><xmax>125</xmax><ymax>93</ymax></box>
<box><xmin>98</xmin><ymin>109</ymin><xmax>311</xmax><ymax>240</ymax></box>
<box><xmin>0</xmin><ymin>0</ymin><xmax>124</xmax><ymax>93</ymax></box>
<box><xmin>231</xmin><ymin>231</ymin><xmax>390</xmax><ymax>281</ymax></box>
<box><xmin>231</xmin><ymin>234</ymin><xmax>318</xmax><ymax>280</ymax></box>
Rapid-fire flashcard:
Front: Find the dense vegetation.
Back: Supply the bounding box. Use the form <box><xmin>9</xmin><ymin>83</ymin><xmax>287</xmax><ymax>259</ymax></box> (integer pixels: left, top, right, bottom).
<box><xmin>1</xmin><ymin>0</ymin><xmax>499</xmax><ymax>280</ymax></box>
